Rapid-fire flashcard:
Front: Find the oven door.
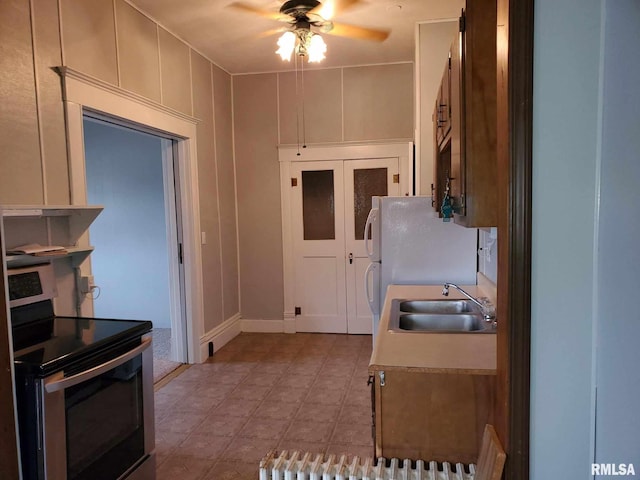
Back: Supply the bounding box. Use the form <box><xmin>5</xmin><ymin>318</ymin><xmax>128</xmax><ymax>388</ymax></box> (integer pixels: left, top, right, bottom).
<box><xmin>40</xmin><ymin>336</ymin><xmax>155</xmax><ymax>480</ymax></box>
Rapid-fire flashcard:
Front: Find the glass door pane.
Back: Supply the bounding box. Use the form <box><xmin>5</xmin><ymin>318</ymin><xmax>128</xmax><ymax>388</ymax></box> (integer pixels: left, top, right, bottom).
<box><xmin>302</xmin><ymin>170</ymin><xmax>336</xmax><ymax>240</ymax></box>
<box><xmin>353</xmin><ymin>168</ymin><xmax>388</xmax><ymax>240</ymax></box>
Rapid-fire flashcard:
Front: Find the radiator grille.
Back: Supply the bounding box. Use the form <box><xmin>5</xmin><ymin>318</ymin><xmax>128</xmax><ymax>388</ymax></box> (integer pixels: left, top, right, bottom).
<box><xmin>259</xmin><ymin>451</ymin><xmax>476</xmax><ymax>480</ymax></box>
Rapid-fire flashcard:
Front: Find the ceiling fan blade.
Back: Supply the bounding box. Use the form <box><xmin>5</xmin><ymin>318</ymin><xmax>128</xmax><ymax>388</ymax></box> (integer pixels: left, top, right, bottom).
<box><xmin>227</xmin><ymin>2</ymin><xmax>287</xmax><ymax>21</ymax></box>
<box><xmin>326</xmin><ymin>21</ymin><xmax>390</xmax><ymax>42</ymax></box>
<box><xmin>257</xmin><ymin>27</ymin><xmax>289</xmax><ymax>38</ymax></box>
<box><xmin>309</xmin><ymin>0</ymin><xmax>363</xmax><ymax>20</ymax></box>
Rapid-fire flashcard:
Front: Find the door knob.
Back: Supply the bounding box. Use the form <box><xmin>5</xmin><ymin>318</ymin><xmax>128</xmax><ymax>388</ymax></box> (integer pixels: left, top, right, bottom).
<box><xmin>348</xmin><ymin>253</ymin><xmax>353</xmax><ymax>265</ymax></box>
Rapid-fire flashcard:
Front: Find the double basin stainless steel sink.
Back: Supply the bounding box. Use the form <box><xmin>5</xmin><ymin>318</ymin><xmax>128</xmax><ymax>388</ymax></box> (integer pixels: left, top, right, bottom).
<box><xmin>388</xmin><ymin>299</ymin><xmax>496</xmax><ymax>334</ymax></box>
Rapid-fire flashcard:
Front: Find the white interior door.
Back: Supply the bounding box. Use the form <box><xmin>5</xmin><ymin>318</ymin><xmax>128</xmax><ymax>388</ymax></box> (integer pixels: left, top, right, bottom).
<box><xmin>344</xmin><ymin>159</ymin><xmax>400</xmax><ymax>333</ymax></box>
<box><xmin>291</xmin><ymin>161</ymin><xmax>347</xmax><ymax>333</ymax></box>
<box><xmin>291</xmin><ymin>158</ymin><xmax>400</xmax><ymax>334</ymax></box>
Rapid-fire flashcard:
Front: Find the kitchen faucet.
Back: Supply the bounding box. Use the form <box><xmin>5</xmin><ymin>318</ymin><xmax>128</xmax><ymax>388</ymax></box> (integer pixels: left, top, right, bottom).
<box><xmin>442</xmin><ymin>283</ymin><xmax>496</xmax><ymax>322</ymax></box>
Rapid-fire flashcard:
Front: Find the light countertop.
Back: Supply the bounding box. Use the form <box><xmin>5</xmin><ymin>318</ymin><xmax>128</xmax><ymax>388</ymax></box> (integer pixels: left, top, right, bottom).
<box><xmin>369</xmin><ymin>283</ymin><xmax>497</xmax><ymax>375</ymax></box>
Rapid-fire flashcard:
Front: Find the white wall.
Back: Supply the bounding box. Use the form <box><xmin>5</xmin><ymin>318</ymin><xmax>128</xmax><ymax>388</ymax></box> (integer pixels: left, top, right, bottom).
<box><xmin>531</xmin><ymin>0</ymin><xmax>602</xmax><ymax>478</ymax></box>
<box><xmin>594</xmin><ymin>0</ymin><xmax>640</xmax><ymax>467</ymax></box>
<box><xmin>84</xmin><ymin>119</ymin><xmax>172</xmax><ymax>328</ymax></box>
<box><xmin>478</xmin><ymin>228</ymin><xmax>497</xmax><ymax>285</ymax></box>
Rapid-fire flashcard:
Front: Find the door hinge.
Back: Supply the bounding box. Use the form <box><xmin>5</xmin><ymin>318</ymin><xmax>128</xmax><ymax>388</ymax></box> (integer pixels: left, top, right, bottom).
<box><xmin>459</xmin><ymin>11</ymin><xmax>466</xmax><ymax>32</ymax></box>
<box><xmin>295</xmin><ymin>306</ymin><xmax>301</xmax><ymax>315</ymax></box>
<box><xmin>378</xmin><ymin>371</ymin><xmax>385</xmax><ymax>387</ymax></box>
<box><xmin>291</xmin><ymin>178</ymin><xmax>298</xmax><ymax>187</ymax></box>
<box><xmin>393</xmin><ymin>174</ymin><xmax>400</xmax><ymax>184</ymax></box>
<box><xmin>178</xmin><ymin>243</ymin><xmax>183</xmax><ymax>264</ymax></box>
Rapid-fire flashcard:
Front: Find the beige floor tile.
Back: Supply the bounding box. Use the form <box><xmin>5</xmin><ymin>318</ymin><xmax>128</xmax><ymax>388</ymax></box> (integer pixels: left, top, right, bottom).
<box><xmin>312</xmin><ymin>374</ymin><xmax>351</xmax><ymax>390</ymax></box>
<box><xmin>252</xmin><ymin>400</ymin><xmax>300</xmax><ymax>419</ymax></box>
<box><xmin>157</xmin><ymin>411</ymin><xmax>209</xmax><ymax>434</ymax></box>
<box><xmin>173</xmin><ymin>432</ymin><xmax>232</xmax><ymax>459</ymax></box>
<box><xmin>205</xmin><ymin>460</ymin><xmax>259</xmax><ymax>480</ymax></box>
<box><xmin>232</xmin><ymin>351</ymin><xmax>270</xmax><ymax>362</ymax></box>
<box><xmin>304</xmin><ymin>386</ymin><xmax>346</xmax><ymax>406</ymax></box>
<box><xmin>330</xmin><ymin>423</ymin><xmax>374</xmax><ymax>446</ymax></box>
<box><xmin>284</xmin><ymin>420</ymin><xmax>335</xmax><ymax>443</ymax></box>
<box><xmin>196</xmin><ymin>382</ymin><xmax>237</xmax><ymax>397</ymax></box>
<box><xmin>171</xmin><ymin>393</ymin><xmax>225</xmax><ymax>414</ymax></box>
<box><xmin>287</xmin><ymin>361</ymin><xmax>325</xmax><ymax>375</ymax></box>
<box><xmin>240</xmin><ymin>372</ymin><xmax>282</xmax><ymax>387</ymax></box>
<box><xmin>267</xmin><ymin>385</ymin><xmax>309</xmax><ymax>404</ymax></box>
<box><xmin>325</xmin><ymin>443</ymin><xmax>375</xmax><ymax>462</ymax></box>
<box><xmin>275</xmin><ymin>373</ymin><xmax>316</xmax><ymax>389</ymax></box>
<box><xmin>194</xmin><ymin>414</ymin><xmax>249</xmax><ymax>437</ymax></box>
<box><xmin>219</xmin><ymin>437</ymin><xmax>278</xmax><ymax>463</ymax></box>
<box><xmin>155</xmin><ymin>430</ymin><xmax>190</xmax><ymax>460</ymax></box>
<box><xmin>251</xmin><ymin>362</ymin><xmax>290</xmax><ymax>375</ymax></box>
<box><xmin>156</xmin><ymin>455</ymin><xmax>215</xmax><ymax>480</ymax></box>
<box><xmin>206</xmin><ymin>371</ymin><xmax>249</xmax><ymax>385</ymax></box>
<box><xmin>295</xmin><ymin>402</ymin><xmax>341</xmax><ymax>424</ymax></box>
<box><xmin>237</xmin><ymin>417</ymin><xmax>291</xmax><ymax>440</ymax></box>
<box><xmin>214</xmin><ymin>397</ymin><xmax>262</xmax><ymax>417</ymax></box>
<box><xmin>207</xmin><ymin>349</ymin><xmax>236</xmax><ymax>362</ymax></box>
<box><xmin>157</xmin><ymin>381</ymin><xmax>198</xmax><ymax>400</ymax></box>
<box><xmin>228</xmin><ymin>384</ymin><xmax>272</xmax><ymax>402</ymax></box>
<box><xmin>319</xmin><ymin>363</ymin><xmax>356</xmax><ymax>378</ymax></box>
<box><xmin>338</xmin><ymin>404</ymin><xmax>373</xmax><ymax>425</ymax></box>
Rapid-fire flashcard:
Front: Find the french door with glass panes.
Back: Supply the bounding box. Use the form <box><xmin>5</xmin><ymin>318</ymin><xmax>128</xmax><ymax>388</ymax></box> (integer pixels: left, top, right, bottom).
<box><xmin>291</xmin><ymin>158</ymin><xmax>400</xmax><ymax>333</ymax></box>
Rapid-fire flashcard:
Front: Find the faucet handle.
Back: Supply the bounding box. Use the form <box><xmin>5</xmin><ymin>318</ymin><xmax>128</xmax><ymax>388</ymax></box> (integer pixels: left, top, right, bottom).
<box><xmin>478</xmin><ymin>297</ymin><xmax>496</xmax><ymax>320</ymax></box>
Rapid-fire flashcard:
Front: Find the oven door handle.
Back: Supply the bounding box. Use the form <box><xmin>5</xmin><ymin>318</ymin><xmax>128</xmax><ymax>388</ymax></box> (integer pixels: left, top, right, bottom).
<box><xmin>44</xmin><ymin>336</ymin><xmax>152</xmax><ymax>393</ymax></box>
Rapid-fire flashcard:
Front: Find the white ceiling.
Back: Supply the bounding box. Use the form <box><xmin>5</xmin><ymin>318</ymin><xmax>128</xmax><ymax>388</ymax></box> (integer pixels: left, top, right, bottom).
<box><xmin>128</xmin><ymin>0</ymin><xmax>464</xmax><ymax>74</ymax></box>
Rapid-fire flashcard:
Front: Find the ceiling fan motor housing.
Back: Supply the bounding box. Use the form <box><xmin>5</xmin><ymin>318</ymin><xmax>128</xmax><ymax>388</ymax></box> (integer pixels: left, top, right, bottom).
<box><xmin>279</xmin><ymin>0</ymin><xmax>321</xmax><ymax>18</ymax></box>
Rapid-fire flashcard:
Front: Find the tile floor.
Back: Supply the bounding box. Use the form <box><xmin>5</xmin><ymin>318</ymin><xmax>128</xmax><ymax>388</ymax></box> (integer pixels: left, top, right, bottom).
<box><xmin>154</xmin><ymin>332</ymin><xmax>374</xmax><ymax>480</ymax></box>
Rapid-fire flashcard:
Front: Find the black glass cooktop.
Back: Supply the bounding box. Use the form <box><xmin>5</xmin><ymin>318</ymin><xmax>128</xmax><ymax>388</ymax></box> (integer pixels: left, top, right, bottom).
<box><xmin>12</xmin><ymin>301</ymin><xmax>152</xmax><ymax>377</ymax></box>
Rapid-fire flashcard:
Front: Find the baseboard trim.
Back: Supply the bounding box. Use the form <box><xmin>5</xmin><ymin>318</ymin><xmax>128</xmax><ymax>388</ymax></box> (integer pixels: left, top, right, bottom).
<box><xmin>199</xmin><ymin>313</ymin><xmax>241</xmax><ymax>361</ymax></box>
<box><xmin>283</xmin><ymin>313</ymin><xmax>296</xmax><ymax>334</ymax></box>
<box><xmin>240</xmin><ymin>319</ymin><xmax>285</xmax><ymax>333</ymax></box>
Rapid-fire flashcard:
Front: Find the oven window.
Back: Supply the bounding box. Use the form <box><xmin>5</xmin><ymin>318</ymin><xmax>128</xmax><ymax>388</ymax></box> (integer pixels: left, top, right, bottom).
<box><xmin>65</xmin><ymin>355</ymin><xmax>145</xmax><ymax>480</ymax></box>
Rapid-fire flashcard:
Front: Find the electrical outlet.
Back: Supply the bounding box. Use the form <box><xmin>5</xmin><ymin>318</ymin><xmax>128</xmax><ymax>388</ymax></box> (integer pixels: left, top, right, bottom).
<box><xmin>80</xmin><ymin>275</ymin><xmax>95</xmax><ymax>294</ymax></box>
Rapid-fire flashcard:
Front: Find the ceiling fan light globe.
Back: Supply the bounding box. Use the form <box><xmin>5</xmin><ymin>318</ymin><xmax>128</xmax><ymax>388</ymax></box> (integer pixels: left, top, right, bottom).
<box><xmin>276</xmin><ymin>31</ymin><xmax>296</xmax><ymax>61</ymax></box>
<box><xmin>308</xmin><ymin>33</ymin><xmax>327</xmax><ymax>62</ymax></box>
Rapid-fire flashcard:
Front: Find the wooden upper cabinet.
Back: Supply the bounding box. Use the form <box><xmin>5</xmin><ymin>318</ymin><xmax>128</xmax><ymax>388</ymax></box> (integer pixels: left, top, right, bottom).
<box><xmin>434</xmin><ymin>57</ymin><xmax>452</xmax><ymax>147</ymax></box>
<box><xmin>434</xmin><ymin>0</ymin><xmax>497</xmax><ymax>227</ymax></box>
<box><xmin>453</xmin><ymin>0</ymin><xmax>498</xmax><ymax>227</ymax></box>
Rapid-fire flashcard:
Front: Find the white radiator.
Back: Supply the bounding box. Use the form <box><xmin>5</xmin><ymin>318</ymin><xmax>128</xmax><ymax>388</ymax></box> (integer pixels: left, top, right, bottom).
<box><xmin>259</xmin><ymin>451</ymin><xmax>476</xmax><ymax>480</ymax></box>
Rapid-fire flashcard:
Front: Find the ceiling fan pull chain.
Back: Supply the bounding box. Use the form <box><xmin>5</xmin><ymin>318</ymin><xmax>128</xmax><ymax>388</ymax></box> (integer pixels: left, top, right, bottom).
<box><xmin>301</xmin><ymin>60</ymin><xmax>307</xmax><ymax>149</ymax></box>
<box><xmin>294</xmin><ymin>53</ymin><xmax>301</xmax><ymax>156</ymax></box>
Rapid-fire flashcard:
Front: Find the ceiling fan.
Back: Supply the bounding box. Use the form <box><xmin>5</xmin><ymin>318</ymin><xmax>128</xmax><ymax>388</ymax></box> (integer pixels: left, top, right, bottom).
<box><xmin>228</xmin><ymin>0</ymin><xmax>390</xmax><ymax>62</ymax></box>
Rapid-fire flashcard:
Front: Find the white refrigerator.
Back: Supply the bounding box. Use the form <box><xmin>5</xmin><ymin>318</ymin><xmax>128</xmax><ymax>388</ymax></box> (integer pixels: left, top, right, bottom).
<box><xmin>364</xmin><ymin>196</ymin><xmax>478</xmax><ymax>343</ymax></box>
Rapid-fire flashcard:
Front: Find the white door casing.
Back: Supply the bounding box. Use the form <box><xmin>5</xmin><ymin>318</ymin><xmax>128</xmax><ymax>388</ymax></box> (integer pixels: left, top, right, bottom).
<box><xmin>59</xmin><ymin>67</ymin><xmax>205</xmax><ymax>363</ymax></box>
<box><xmin>280</xmin><ymin>142</ymin><xmax>412</xmax><ymax>334</ymax></box>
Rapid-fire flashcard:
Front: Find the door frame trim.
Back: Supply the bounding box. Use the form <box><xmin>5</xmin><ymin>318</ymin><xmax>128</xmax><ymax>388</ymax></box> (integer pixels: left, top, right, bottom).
<box><xmin>496</xmin><ymin>0</ymin><xmax>533</xmax><ymax>478</ymax></box>
<box><xmin>57</xmin><ymin>67</ymin><xmax>205</xmax><ymax>363</ymax></box>
<box><xmin>278</xmin><ymin>142</ymin><xmax>413</xmax><ymax>333</ymax></box>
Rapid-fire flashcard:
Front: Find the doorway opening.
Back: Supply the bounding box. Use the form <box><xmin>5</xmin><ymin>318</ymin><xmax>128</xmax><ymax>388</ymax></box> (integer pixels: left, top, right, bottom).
<box><xmin>83</xmin><ymin>115</ymin><xmax>187</xmax><ymax>382</ymax></box>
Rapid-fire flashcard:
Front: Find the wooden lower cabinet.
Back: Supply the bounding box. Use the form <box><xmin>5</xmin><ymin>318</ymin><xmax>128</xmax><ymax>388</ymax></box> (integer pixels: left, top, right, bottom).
<box><xmin>371</xmin><ymin>369</ymin><xmax>495</xmax><ymax>464</ymax></box>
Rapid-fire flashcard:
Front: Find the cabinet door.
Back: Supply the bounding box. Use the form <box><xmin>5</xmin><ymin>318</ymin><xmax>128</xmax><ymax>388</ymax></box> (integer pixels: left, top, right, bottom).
<box><xmin>434</xmin><ymin>62</ymin><xmax>452</xmax><ymax>148</ymax></box>
<box><xmin>376</xmin><ymin>369</ymin><xmax>495</xmax><ymax>464</ymax></box>
<box><xmin>449</xmin><ymin>33</ymin><xmax>464</xmax><ymax>214</ymax></box>
<box><xmin>454</xmin><ymin>0</ymin><xmax>498</xmax><ymax>227</ymax></box>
